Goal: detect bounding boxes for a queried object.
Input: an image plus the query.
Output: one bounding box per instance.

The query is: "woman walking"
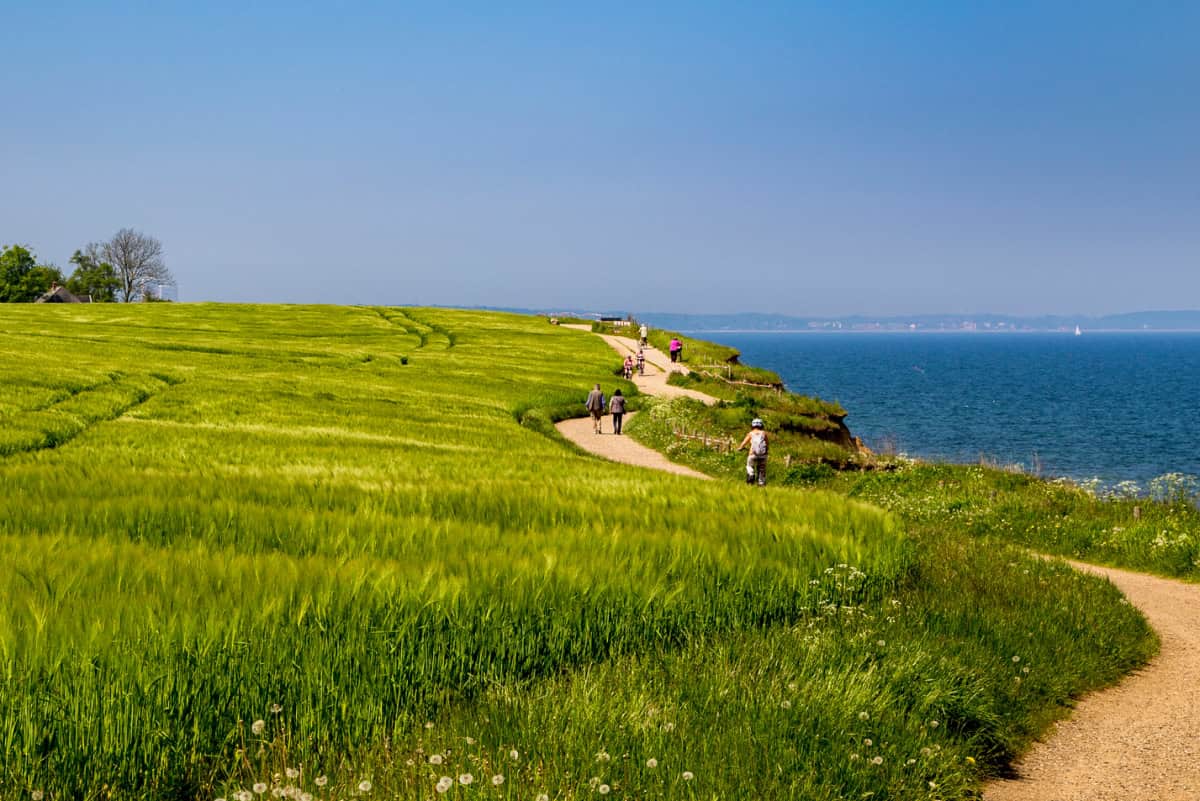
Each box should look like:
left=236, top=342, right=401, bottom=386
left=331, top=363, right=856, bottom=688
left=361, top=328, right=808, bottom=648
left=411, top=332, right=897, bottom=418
left=609, top=389, right=627, bottom=435
left=737, top=418, right=769, bottom=486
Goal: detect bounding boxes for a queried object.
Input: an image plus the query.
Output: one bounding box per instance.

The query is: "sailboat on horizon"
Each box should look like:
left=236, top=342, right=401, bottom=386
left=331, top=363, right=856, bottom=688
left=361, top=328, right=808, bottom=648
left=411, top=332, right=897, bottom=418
left=1074, top=325, right=1082, bottom=336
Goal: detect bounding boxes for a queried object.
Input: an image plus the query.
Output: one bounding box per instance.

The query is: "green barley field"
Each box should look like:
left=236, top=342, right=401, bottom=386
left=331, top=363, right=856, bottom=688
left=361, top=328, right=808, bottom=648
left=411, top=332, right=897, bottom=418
left=0, top=305, right=1153, bottom=800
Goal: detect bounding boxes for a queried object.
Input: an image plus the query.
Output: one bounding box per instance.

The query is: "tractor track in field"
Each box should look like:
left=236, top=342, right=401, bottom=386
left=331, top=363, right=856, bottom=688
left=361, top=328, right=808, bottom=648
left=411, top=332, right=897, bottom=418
left=560, top=324, right=1200, bottom=801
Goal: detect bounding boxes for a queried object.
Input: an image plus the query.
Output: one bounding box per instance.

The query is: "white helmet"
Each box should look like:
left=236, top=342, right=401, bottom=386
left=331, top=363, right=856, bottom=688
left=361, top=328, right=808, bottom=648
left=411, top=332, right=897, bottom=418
left=751, top=418, right=764, bottom=428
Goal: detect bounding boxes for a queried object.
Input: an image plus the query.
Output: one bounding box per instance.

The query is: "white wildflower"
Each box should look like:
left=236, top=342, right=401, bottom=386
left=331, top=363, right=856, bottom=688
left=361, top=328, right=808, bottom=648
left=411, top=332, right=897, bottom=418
left=358, top=780, right=372, bottom=793
left=871, top=756, right=883, bottom=765
left=510, top=749, right=520, bottom=761
left=492, top=775, right=505, bottom=786
left=251, top=719, right=266, bottom=736
left=536, top=795, right=550, bottom=801
left=598, top=785, right=610, bottom=795
left=681, top=771, right=694, bottom=781
left=270, top=703, right=283, bottom=714
left=458, top=774, right=473, bottom=786
left=286, top=769, right=300, bottom=780
left=314, top=777, right=328, bottom=788
left=864, top=738, right=873, bottom=747
left=429, top=754, right=444, bottom=765
left=253, top=783, right=268, bottom=794
left=780, top=700, right=792, bottom=709
left=645, top=758, right=658, bottom=769
left=435, top=777, right=453, bottom=794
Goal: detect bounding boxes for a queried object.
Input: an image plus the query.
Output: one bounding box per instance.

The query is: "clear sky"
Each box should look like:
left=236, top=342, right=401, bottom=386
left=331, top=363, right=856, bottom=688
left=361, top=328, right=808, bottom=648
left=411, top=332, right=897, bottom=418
left=4, top=1, right=1198, bottom=315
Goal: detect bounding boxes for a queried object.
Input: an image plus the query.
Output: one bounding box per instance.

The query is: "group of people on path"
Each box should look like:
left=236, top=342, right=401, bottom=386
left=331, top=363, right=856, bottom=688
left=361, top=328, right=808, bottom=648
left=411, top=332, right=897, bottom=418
left=584, top=384, right=627, bottom=435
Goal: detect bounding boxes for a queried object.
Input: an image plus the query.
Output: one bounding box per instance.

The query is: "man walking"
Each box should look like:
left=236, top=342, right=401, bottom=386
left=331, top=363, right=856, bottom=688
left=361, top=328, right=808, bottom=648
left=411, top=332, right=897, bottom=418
left=585, top=383, right=606, bottom=434
left=737, top=418, right=770, bottom=486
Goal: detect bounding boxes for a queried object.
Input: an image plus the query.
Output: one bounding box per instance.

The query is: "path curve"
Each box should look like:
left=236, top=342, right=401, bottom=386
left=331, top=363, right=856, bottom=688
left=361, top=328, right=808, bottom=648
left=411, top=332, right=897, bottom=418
left=555, top=328, right=716, bottom=476
left=984, top=559, right=1200, bottom=801
left=561, top=324, right=1200, bottom=800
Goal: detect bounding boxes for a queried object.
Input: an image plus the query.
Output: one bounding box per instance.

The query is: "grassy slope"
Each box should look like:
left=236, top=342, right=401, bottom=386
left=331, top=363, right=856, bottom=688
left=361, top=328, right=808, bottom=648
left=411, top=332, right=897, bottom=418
left=0, top=306, right=1153, bottom=801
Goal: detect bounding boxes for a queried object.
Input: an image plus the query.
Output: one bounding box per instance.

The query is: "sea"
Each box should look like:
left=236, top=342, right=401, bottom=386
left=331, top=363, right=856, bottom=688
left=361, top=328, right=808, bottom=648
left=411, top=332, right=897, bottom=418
left=694, top=331, right=1200, bottom=487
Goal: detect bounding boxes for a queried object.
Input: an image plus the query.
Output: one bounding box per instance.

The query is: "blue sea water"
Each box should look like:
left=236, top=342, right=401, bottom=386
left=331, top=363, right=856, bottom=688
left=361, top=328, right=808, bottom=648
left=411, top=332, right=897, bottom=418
left=696, top=332, right=1200, bottom=485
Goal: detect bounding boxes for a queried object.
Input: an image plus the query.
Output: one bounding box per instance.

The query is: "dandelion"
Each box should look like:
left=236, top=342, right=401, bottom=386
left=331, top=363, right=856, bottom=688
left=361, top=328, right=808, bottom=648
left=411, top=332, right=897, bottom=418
left=906, top=758, right=916, bottom=765
left=965, top=756, right=976, bottom=765
left=286, top=769, right=300, bottom=780
left=929, top=781, right=938, bottom=790
left=595, top=750, right=611, bottom=762
left=850, top=753, right=860, bottom=761
left=429, top=754, right=444, bottom=765
left=358, top=780, right=372, bottom=793
left=436, top=777, right=453, bottom=794
left=645, top=758, right=658, bottom=769
left=858, top=711, right=869, bottom=721
left=780, top=700, right=792, bottom=709
left=270, top=703, right=283, bottom=714
left=536, top=795, right=550, bottom=801
left=871, top=756, right=883, bottom=766
left=254, top=783, right=268, bottom=794
left=920, top=747, right=932, bottom=757
left=492, top=775, right=505, bottom=786
left=929, top=720, right=939, bottom=728
left=32, top=794, right=45, bottom=801
left=315, top=777, right=328, bottom=788
left=425, top=722, right=435, bottom=730
left=1023, top=666, right=1031, bottom=674
left=864, top=738, right=873, bottom=747
left=876, top=639, right=886, bottom=647
left=787, top=682, right=797, bottom=691
left=1012, top=655, right=1021, bottom=663
left=300, top=794, right=313, bottom=801
left=251, top=719, right=266, bottom=736
left=510, top=749, right=520, bottom=761
left=598, top=785, right=611, bottom=795
left=681, top=771, right=694, bottom=781
left=662, top=722, right=675, bottom=732
left=465, top=736, right=477, bottom=745
left=458, top=774, right=473, bottom=786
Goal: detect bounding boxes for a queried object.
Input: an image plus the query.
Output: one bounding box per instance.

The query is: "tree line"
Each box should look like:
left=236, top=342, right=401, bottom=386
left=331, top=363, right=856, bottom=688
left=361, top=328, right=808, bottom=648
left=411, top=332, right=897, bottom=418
left=0, top=228, right=175, bottom=303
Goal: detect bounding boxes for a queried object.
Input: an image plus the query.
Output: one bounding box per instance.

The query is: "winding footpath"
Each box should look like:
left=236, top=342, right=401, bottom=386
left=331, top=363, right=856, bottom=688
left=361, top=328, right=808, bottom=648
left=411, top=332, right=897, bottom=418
left=559, top=325, right=1200, bottom=801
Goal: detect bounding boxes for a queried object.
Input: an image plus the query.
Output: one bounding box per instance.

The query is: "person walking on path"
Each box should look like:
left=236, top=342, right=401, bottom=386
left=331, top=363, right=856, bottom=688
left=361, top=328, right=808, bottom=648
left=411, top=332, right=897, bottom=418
left=669, top=337, right=682, bottom=363
left=738, top=418, right=770, bottom=486
left=636, top=348, right=645, bottom=376
left=639, top=323, right=648, bottom=346
left=585, top=383, right=606, bottom=434
left=609, top=389, right=627, bottom=435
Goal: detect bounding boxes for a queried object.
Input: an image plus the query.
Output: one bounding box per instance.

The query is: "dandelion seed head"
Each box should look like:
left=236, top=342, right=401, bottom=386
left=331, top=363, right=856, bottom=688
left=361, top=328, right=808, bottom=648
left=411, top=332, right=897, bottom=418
left=1012, top=655, right=1021, bottom=663
left=780, top=700, right=791, bottom=709
left=682, top=771, right=694, bottom=781
left=436, top=777, right=453, bottom=794
left=510, top=749, right=520, bottom=761
left=858, top=711, right=869, bottom=721
left=595, top=750, right=611, bottom=762
left=358, top=780, right=372, bottom=793
left=598, top=784, right=611, bottom=795
left=251, top=720, right=266, bottom=736
left=31, top=793, right=45, bottom=801
left=536, top=795, right=550, bottom=801
left=850, top=753, right=860, bottom=761
left=646, top=758, right=658, bottom=769
left=429, top=754, right=444, bottom=765
left=299, top=794, right=312, bottom=801
left=465, top=737, right=476, bottom=745
left=929, top=720, right=939, bottom=728
left=270, top=703, right=283, bottom=714
left=425, top=721, right=435, bottom=729
left=492, top=775, right=504, bottom=786
left=315, top=776, right=328, bottom=788
left=871, top=756, right=883, bottom=765
left=253, top=783, right=268, bottom=794
left=286, top=768, right=300, bottom=780
left=876, top=639, right=886, bottom=647
left=864, top=738, right=873, bottom=747
left=458, top=774, right=473, bottom=785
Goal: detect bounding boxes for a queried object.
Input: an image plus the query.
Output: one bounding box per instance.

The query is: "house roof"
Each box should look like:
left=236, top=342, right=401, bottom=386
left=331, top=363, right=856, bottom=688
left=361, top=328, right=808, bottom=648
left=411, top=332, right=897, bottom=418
left=35, top=286, right=87, bottom=303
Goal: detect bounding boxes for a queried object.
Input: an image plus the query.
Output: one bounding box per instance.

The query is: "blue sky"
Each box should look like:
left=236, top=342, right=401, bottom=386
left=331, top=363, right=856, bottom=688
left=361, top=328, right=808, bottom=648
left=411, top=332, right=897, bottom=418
left=4, top=2, right=1198, bottom=314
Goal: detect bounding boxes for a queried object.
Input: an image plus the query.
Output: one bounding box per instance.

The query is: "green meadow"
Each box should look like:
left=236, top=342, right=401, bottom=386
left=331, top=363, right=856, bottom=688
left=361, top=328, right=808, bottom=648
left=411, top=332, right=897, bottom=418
left=0, top=306, right=1154, bottom=800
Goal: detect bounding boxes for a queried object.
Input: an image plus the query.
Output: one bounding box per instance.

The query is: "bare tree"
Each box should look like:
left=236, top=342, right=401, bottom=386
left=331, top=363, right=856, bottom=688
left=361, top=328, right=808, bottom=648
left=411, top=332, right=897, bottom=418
left=102, top=228, right=174, bottom=302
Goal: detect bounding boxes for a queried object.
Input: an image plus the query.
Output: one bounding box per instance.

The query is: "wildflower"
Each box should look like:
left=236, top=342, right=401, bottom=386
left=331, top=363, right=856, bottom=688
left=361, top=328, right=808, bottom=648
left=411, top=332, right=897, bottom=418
left=858, top=711, right=869, bottom=721
left=929, top=720, right=939, bottom=728
left=315, top=777, right=328, bottom=788
left=1012, top=655, right=1021, bottom=663
left=435, top=778, right=453, bottom=794
left=300, top=794, right=313, bottom=801
left=871, top=756, right=883, bottom=765
left=465, top=736, right=477, bottom=745
left=458, top=774, right=473, bottom=786
left=646, top=758, right=658, bottom=769
left=598, top=785, right=611, bottom=795
left=536, top=795, right=550, bottom=801
left=681, top=771, right=694, bottom=781
left=965, top=756, right=976, bottom=765
left=906, top=758, right=916, bottom=765
left=1023, top=666, right=1031, bottom=674
left=270, top=703, right=283, bottom=714
left=429, top=754, right=444, bottom=765
left=492, top=775, right=505, bottom=786
left=32, top=794, right=45, bottom=801
left=929, top=781, right=938, bottom=790
left=864, top=738, right=873, bottom=747
left=510, top=749, right=520, bottom=761
left=358, top=780, right=372, bottom=793
left=286, top=769, right=300, bottom=780
left=251, top=719, right=266, bottom=736
left=850, top=753, right=860, bottom=761
left=920, top=747, right=932, bottom=757
left=662, top=722, right=675, bottom=732
left=254, top=783, right=268, bottom=794
left=595, top=750, right=611, bottom=762
left=425, top=721, right=435, bottom=729
left=787, top=682, right=797, bottom=691
left=780, top=700, right=792, bottom=709
left=876, top=639, right=886, bottom=647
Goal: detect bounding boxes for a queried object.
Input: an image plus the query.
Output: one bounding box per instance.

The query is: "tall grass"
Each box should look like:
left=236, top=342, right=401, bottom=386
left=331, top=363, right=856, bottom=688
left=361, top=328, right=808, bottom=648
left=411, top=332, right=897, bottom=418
left=0, top=306, right=1155, bottom=800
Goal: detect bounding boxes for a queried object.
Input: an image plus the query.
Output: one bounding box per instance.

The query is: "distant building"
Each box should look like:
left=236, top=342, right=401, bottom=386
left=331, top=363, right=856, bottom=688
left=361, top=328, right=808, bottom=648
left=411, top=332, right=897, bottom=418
left=35, top=283, right=90, bottom=303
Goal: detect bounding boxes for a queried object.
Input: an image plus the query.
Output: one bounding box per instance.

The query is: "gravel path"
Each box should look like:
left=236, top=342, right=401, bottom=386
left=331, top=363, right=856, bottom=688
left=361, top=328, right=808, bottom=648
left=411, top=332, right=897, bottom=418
left=562, top=325, right=1200, bottom=800
left=555, top=328, right=715, bottom=476
left=984, top=560, right=1200, bottom=801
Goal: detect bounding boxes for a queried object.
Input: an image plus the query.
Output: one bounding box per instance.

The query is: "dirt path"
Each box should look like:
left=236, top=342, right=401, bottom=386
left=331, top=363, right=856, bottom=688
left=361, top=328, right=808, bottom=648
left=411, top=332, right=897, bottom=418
left=984, top=560, right=1200, bottom=801
left=562, top=325, right=1200, bottom=800
left=555, top=327, right=715, bottom=475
